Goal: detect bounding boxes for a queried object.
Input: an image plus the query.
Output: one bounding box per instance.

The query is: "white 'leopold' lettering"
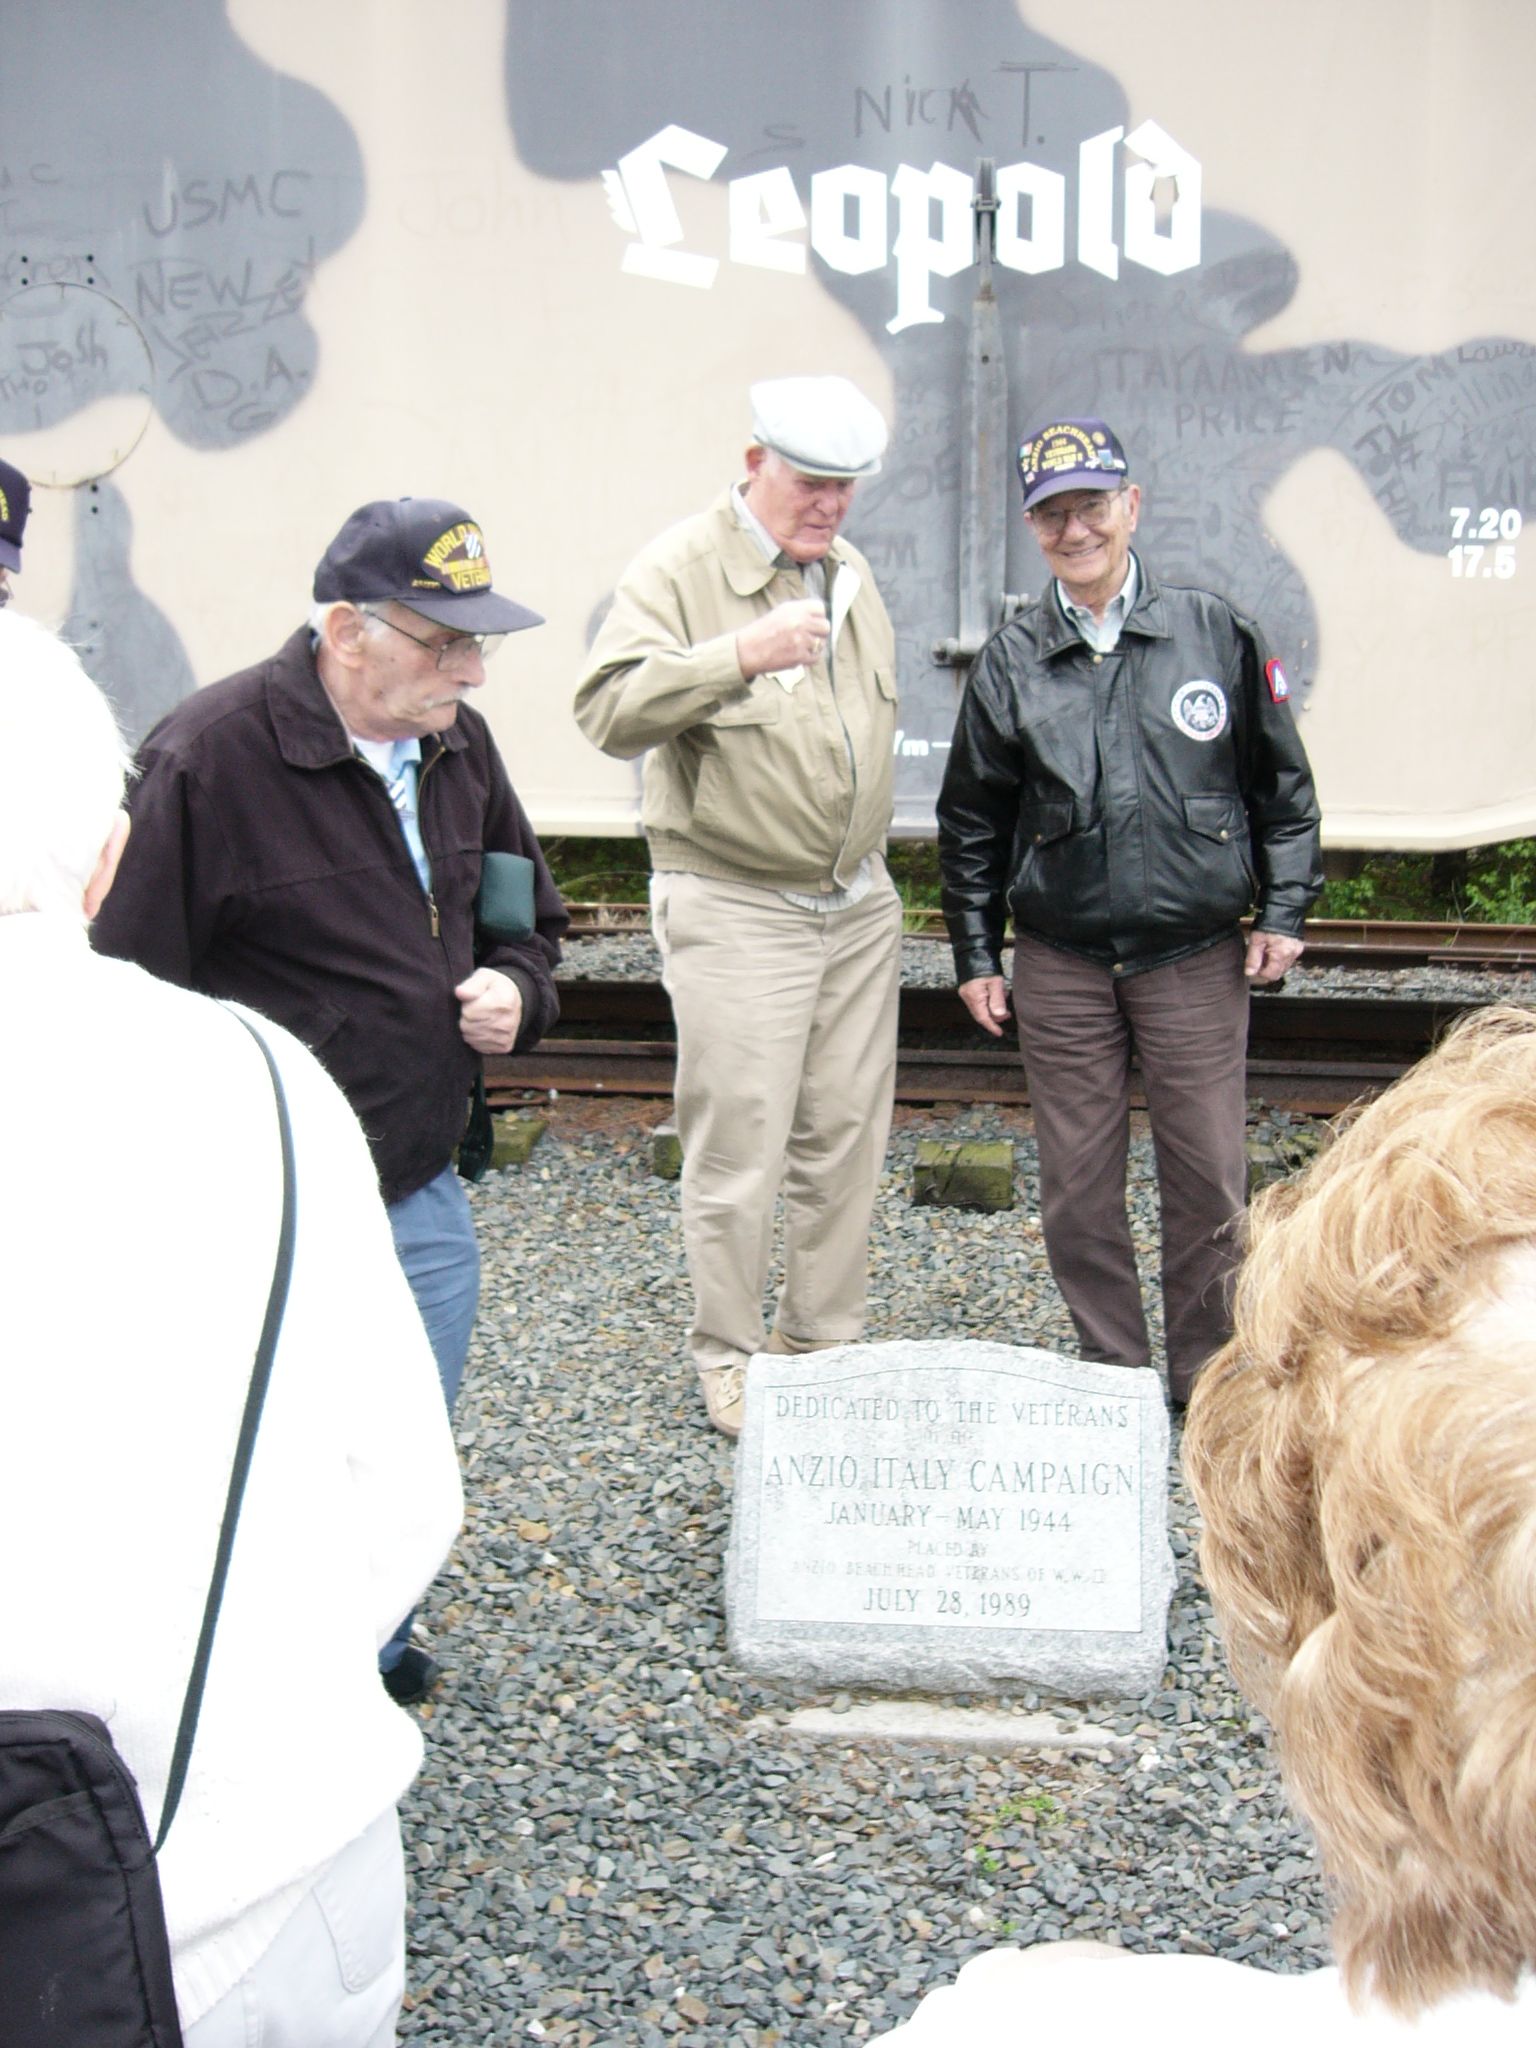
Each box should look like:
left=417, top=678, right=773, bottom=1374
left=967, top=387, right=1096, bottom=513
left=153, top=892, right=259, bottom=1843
left=602, top=120, right=1201, bottom=332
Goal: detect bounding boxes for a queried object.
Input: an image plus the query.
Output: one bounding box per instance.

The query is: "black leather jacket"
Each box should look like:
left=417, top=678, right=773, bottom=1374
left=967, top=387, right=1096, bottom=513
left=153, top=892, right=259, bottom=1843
left=937, top=561, right=1322, bottom=980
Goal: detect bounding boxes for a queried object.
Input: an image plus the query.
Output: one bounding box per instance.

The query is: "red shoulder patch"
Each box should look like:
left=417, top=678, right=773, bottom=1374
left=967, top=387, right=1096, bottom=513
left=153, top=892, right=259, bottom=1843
left=1265, top=657, right=1290, bottom=703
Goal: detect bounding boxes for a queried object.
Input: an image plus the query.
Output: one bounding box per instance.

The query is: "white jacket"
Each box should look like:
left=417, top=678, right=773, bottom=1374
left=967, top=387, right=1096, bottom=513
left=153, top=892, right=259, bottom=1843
left=877, top=1943, right=1536, bottom=2046
left=0, top=912, right=463, bottom=2026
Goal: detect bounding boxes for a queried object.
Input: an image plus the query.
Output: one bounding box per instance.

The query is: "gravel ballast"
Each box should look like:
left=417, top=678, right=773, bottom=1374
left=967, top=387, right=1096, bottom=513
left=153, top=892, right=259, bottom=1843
left=395, top=935, right=1530, bottom=2043
left=398, top=1100, right=1334, bottom=2045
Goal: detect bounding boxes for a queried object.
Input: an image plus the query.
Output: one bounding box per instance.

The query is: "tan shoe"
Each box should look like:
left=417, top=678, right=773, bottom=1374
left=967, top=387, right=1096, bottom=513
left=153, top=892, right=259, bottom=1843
left=698, top=1363, right=746, bottom=1438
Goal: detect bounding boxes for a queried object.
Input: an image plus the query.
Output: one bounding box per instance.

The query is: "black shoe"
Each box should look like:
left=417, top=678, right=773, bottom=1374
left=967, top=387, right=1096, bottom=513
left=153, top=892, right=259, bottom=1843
left=382, top=1645, right=442, bottom=1706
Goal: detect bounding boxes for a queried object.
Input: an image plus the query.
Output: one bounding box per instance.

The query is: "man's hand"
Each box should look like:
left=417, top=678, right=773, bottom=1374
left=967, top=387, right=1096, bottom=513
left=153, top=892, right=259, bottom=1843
left=455, top=967, right=524, bottom=1053
left=958, top=974, right=1011, bottom=1037
left=1244, top=930, right=1305, bottom=984
left=736, top=598, right=830, bottom=679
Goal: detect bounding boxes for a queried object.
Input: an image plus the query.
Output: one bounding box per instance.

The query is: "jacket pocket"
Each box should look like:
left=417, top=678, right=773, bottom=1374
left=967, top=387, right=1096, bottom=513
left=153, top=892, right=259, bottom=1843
left=1008, top=800, right=1107, bottom=941
left=1183, top=794, right=1255, bottom=890
left=702, top=688, right=781, bottom=728
left=1019, top=799, right=1074, bottom=850
left=290, top=994, right=349, bottom=1055
left=873, top=666, right=898, bottom=703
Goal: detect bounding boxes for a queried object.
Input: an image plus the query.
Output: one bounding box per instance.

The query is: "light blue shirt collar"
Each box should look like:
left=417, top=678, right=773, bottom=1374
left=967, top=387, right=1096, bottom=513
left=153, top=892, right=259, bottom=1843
left=1058, top=554, right=1139, bottom=654
left=351, top=734, right=421, bottom=778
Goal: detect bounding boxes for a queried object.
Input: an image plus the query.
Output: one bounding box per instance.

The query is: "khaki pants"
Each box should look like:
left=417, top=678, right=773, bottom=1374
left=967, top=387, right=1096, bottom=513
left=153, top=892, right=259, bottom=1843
left=652, top=865, right=902, bottom=1375
left=1012, top=932, right=1250, bottom=1395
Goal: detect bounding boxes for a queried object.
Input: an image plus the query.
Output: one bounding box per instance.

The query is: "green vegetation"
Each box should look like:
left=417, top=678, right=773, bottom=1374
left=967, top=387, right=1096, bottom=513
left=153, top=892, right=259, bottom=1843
left=1459, top=841, right=1536, bottom=923
left=1313, top=842, right=1536, bottom=923
left=971, top=1788, right=1067, bottom=1873
left=541, top=835, right=652, bottom=904
left=544, top=835, right=1536, bottom=925
left=885, top=843, right=947, bottom=926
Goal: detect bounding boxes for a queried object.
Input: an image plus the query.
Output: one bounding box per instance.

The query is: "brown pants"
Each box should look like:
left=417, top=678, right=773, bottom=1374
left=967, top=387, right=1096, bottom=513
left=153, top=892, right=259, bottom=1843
left=652, top=864, right=902, bottom=1376
left=1011, top=933, right=1249, bottom=1393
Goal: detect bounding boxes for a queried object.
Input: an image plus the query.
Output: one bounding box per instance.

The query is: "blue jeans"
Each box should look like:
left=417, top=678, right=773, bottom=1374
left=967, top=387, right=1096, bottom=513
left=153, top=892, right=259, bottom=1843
left=379, top=1166, right=479, bottom=1671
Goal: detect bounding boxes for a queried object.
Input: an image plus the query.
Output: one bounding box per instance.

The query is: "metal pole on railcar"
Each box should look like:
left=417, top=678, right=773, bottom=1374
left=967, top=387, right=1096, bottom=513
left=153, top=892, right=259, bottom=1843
left=932, top=158, right=1018, bottom=676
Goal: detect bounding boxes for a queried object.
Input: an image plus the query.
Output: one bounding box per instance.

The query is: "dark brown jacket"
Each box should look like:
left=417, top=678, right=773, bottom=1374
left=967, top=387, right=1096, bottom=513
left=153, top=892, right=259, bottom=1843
left=93, top=627, right=567, bottom=1203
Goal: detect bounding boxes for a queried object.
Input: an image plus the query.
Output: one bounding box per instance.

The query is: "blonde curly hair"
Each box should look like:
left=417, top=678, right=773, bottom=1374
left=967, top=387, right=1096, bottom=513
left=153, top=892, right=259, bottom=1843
left=1184, top=1004, right=1536, bottom=2015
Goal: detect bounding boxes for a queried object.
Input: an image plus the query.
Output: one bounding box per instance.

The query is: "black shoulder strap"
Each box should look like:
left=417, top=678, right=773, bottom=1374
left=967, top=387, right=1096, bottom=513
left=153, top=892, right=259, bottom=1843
left=153, top=1010, right=296, bottom=1852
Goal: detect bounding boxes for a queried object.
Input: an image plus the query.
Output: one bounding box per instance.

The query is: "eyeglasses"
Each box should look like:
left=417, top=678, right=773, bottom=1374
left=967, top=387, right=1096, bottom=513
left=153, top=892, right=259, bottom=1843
left=1028, top=488, right=1128, bottom=538
left=364, top=608, right=505, bottom=670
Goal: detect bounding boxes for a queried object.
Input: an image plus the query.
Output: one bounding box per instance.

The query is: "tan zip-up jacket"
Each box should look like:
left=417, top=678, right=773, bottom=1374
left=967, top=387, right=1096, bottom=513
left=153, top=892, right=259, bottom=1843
left=574, top=488, right=898, bottom=891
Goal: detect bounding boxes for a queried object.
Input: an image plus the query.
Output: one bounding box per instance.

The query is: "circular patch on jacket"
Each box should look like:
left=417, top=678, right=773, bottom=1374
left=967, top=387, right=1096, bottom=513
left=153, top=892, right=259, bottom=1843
left=1170, top=680, right=1228, bottom=742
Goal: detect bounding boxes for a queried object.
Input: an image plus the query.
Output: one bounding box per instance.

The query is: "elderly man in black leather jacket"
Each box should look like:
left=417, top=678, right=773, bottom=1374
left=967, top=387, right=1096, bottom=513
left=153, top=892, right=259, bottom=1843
left=937, top=418, right=1322, bottom=1407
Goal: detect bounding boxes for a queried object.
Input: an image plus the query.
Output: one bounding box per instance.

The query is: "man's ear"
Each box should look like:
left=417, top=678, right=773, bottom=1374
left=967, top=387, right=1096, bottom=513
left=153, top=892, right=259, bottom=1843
left=84, top=810, right=131, bottom=920
left=743, top=444, right=768, bottom=483
left=323, top=601, right=371, bottom=670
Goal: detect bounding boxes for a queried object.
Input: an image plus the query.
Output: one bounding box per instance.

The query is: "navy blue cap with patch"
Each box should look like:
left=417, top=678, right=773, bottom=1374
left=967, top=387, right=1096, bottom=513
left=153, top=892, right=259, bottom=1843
left=0, top=457, right=32, bottom=572
left=313, top=497, right=544, bottom=634
left=1017, top=418, right=1129, bottom=511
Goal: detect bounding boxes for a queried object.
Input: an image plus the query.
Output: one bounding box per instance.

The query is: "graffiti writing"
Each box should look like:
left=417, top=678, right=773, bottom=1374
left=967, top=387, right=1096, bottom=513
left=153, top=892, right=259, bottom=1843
left=142, top=170, right=312, bottom=238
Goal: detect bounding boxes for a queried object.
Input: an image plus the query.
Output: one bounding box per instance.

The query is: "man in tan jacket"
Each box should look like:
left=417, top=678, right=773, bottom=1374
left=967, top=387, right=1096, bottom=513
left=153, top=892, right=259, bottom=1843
left=575, top=376, right=901, bottom=1437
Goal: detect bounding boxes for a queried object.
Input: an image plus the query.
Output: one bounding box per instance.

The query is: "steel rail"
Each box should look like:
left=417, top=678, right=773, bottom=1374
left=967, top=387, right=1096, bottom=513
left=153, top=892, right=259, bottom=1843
left=562, top=905, right=1536, bottom=969
left=486, top=988, right=1486, bottom=1117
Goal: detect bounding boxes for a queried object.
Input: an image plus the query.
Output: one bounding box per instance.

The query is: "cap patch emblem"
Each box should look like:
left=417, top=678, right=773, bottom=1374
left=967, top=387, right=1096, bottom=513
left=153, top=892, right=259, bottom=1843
left=0, top=488, right=9, bottom=522
left=1265, top=657, right=1290, bottom=703
left=1022, top=422, right=1126, bottom=482
left=416, top=521, right=492, bottom=593
left=1171, top=680, right=1228, bottom=742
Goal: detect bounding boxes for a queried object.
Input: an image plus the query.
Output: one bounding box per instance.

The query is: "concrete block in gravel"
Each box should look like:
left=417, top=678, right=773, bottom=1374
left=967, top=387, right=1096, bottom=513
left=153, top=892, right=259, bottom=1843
left=1245, top=1138, right=1288, bottom=1195
left=727, top=1339, right=1174, bottom=1699
left=651, top=1121, right=683, bottom=1179
left=773, top=1702, right=1132, bottom=1753
left=1248, top=1120, right=1331, bottom=1194
left=489, top=1113, right=547, bottom=1169
left=912, top=1139, right=1014, bottom=1209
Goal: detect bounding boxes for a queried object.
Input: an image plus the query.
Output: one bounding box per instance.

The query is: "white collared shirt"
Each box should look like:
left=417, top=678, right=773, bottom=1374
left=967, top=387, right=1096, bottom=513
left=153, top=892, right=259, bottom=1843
left=731, top=481, right=779, bottom=562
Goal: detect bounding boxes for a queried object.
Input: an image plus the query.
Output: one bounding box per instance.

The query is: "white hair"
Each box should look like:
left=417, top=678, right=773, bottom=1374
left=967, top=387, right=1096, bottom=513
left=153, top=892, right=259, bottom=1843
left=0, top=611, right=131, bottom=918
left=308, top=599, right=389, bottom=637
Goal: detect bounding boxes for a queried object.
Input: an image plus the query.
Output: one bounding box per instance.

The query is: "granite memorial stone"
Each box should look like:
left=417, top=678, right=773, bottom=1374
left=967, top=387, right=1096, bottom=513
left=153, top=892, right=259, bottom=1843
left=726, top=1340, right=1174, bottom=1697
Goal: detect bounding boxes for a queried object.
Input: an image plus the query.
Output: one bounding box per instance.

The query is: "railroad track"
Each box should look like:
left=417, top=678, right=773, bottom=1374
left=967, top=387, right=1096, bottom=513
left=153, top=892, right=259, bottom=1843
left=486, top=980, right=1492, bottom=1116
left=565, top=904, right=1536, bottom=972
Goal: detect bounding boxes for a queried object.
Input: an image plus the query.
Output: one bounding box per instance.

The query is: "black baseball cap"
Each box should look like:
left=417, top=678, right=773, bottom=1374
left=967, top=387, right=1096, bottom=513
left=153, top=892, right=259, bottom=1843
left=313, top=497, right=544, bottom=633
left=1017, top=419, right=1130, bottom=510
left=0, top=457, right=31, bottom=572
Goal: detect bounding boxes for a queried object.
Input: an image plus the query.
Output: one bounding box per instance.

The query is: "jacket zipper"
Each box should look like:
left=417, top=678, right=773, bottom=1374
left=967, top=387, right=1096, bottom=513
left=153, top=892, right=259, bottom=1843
left=822, top=561, right=858, bottom=884
left=418, top=747, right=443, bottom=940
left=352, top=745, right=444, bottom=941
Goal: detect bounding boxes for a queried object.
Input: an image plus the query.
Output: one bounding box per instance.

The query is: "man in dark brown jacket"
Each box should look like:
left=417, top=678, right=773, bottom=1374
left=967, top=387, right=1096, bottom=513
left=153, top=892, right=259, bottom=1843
left=94, top=496, right=567, bottom=1700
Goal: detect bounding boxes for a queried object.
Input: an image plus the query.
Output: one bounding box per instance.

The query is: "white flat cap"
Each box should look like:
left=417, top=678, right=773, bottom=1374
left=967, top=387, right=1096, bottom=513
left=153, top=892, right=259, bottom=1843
left=749, top=375, right=888, bottom=478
